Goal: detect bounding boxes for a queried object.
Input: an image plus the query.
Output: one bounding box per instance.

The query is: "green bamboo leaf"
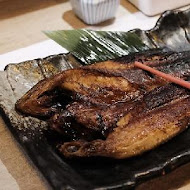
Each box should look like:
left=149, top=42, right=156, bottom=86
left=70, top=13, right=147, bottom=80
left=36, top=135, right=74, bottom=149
left=44, top=29, right=149, bottom=65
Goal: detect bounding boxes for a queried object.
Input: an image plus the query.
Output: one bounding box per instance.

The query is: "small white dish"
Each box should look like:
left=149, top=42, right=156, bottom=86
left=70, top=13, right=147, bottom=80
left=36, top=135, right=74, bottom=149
left=70, top=0, right=120, bottom=25
left=128, top=0, right=190, bottom=16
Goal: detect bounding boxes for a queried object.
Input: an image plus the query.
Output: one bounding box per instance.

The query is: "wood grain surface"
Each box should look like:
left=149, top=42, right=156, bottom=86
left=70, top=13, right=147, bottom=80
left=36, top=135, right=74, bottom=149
left=0, top=0, right=72, bottom=54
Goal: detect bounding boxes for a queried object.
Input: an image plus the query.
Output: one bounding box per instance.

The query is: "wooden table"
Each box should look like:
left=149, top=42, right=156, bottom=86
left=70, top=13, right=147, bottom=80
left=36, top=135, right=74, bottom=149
left=0, top=0, right=190, bottom=189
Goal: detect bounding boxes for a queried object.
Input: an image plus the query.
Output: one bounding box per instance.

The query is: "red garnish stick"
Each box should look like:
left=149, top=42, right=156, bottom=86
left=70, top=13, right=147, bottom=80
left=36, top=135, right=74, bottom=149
left=134, top=61, right=190, bottom=90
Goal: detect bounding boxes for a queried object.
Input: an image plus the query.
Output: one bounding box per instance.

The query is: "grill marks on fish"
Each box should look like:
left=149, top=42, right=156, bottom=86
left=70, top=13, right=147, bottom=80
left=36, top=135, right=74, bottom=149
left=51, top=100, right=136, bottom=138
left=16, top=68, right=140, bottom=117
left=61, top=85, right=190, bottom=158
left=15, top=49, right=190, bottom=159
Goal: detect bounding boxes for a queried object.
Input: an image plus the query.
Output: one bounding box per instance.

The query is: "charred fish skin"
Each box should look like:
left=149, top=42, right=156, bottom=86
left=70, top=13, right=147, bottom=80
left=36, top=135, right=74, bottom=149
left=49, top=110, right=103, bottom=141
left=15, top=49, right=190, bottom=159
left=50, top=100, right=136, bottom=138
left=16, top=49, right=190, bottom=118
left=15, top=68, right=140, bottom=117
left=60, top=85, right=190, bottom=158
left=85, top=50, right=190, bottom=89
left=14, top=49, right=168, bottom=117
left=50, top=83, right=189, bottom=141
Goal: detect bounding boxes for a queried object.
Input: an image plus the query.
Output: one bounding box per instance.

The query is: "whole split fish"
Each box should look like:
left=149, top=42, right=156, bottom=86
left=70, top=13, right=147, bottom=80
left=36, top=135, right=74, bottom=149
left=16, top=49, right=190, bottom=159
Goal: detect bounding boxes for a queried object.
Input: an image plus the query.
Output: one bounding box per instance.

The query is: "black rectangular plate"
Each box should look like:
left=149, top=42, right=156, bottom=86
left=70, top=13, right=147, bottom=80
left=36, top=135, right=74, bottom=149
left=1, top=9, right=190, bottom=190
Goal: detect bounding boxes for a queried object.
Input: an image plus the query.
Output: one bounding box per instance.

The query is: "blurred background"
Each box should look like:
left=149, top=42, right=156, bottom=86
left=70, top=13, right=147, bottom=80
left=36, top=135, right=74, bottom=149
left=1, top=0, right=189, bottom=54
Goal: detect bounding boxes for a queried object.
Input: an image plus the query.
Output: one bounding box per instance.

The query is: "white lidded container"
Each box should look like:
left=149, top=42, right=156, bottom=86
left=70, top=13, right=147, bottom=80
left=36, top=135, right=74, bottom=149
left=70, top=0, right=120, bottom=25
left=128, top=0, right=190, bottom=16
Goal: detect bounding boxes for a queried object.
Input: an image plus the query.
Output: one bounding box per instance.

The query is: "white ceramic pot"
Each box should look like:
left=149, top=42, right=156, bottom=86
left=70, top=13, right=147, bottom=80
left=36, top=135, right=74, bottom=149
left=70, top=0, right=120, bottom=25
left=128, top=0, right=190, bottom=16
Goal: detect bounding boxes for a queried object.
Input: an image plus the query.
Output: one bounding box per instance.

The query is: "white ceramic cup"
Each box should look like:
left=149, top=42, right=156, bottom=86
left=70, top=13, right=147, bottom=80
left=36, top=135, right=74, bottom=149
left=70, top=0, right=120, bottom=25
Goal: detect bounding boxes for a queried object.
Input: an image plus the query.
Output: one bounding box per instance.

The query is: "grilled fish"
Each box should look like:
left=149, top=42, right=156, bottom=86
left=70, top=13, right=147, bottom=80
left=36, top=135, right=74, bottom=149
left=16, top=49, right=190, bottom=159
left=61, top=84, right=190, bottom=158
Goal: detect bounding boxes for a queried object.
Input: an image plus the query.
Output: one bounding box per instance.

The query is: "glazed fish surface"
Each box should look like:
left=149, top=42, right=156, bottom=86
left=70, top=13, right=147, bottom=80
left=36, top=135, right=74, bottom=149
left=16, top=49, right=190, bottom=159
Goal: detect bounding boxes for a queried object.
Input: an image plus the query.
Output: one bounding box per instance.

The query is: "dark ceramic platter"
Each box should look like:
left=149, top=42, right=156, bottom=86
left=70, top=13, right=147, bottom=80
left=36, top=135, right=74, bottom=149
left=1, top=9, right=190, bottom=190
